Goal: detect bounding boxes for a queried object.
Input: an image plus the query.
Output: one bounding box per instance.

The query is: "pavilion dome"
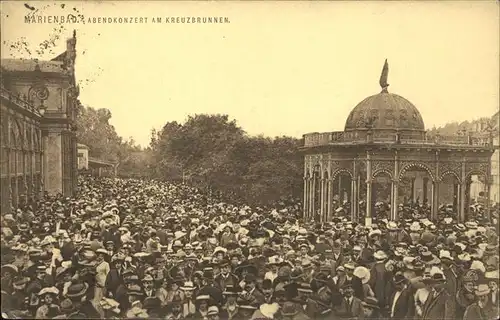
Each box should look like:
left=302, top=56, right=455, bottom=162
left=344, top=60, right=425, bottom=135
left=344, top=92, right=425, bottom=132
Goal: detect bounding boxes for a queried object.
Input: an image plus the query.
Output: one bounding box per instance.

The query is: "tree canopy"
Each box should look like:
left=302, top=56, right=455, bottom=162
left=150, top=114, right=303, bottom=206
left=75, top=103, right=151, bottom=177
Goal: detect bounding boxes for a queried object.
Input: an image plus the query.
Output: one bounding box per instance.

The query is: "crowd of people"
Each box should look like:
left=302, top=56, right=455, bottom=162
left=1, top=176, right=499, bottom=319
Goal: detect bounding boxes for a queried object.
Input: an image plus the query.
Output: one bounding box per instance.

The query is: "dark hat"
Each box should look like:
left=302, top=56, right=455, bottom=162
left=127, top=284, right=144, bottom=297
left=219, top=259, right=230, bottom=268
left=423, top=273, right=446, bottom=284
left=393, top=274, right=406, bottom=285
left=143, top=297, right=161, bottom=310
left=280, top=301, right=300, bottom=317
left=66, top=283, right=89, bottom=299
left=223, top=284, right=240, bottom=296
left=245, top=274, right=256, bottom=283
left=362, top=297, right=379, bottom=309
left=12, top=276, right=30, bottom=287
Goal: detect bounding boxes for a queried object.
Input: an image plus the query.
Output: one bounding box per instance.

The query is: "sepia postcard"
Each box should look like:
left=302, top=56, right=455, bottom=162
left=0, top=1, right=499, bottom=319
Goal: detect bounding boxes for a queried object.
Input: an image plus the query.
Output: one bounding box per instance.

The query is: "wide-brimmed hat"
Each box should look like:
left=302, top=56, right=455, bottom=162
left=180, top=281, right=195, bottom=291
left=439, top=250, right=453, bottom=261
left=38, top=286, right=60, bottom=296
left=386, top=221, right=399, bottom=231
left=1, top=264, right=18, bottom=275
left=475, top=284, right=490, bottom=297
left=207, top=306, right=219, bottom=316
left=195, top=295, right=211, bottom=302
left=421, top=251, right=440, bottom=265
left=353, top=266, right=370, bottom=284
left=393, top=273, right=406, bottom=285
left=66, top=283, right=89, bottom=299
left=280, top=301, right=299, bottom=316
left=374, top=250, right=388, bottom=260
left=128, top=284, right=144, bottom=297
left=423, top=272, right=446, bottom=283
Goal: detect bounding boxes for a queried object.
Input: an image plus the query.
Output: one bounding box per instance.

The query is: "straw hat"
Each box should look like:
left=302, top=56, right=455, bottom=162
left=374, top=250, right=388, bottom=260
left=475, top=284, right=490, bottom=297
left=353, top=266, right=371, bottom=284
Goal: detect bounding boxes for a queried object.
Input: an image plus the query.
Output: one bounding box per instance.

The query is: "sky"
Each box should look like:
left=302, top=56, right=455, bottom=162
left=1, top=1, right=499, bottom=147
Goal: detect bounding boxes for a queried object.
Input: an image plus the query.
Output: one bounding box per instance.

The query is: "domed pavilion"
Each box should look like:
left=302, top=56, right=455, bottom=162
left=301, top=60, right=496, bottom=225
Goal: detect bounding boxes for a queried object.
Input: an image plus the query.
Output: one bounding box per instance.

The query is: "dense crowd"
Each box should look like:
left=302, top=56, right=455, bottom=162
left=1, top=176, right=499, bottom=319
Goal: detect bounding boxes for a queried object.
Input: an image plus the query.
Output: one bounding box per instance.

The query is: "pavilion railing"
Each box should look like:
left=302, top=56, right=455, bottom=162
left=303, top=131, right=494, bottom=147
left=0, top=87, right=39, bottom=115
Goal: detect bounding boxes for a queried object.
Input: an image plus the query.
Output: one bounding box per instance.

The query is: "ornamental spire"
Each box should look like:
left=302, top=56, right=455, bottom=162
left=379, top=59, right=389, bottom=93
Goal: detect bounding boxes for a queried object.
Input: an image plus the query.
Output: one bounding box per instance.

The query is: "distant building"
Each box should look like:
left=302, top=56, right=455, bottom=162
left=1, top=31, right=79, bottom=213
left=77, top=143, right=89, bottom=170
left=470, top=111, right=499, bottom=203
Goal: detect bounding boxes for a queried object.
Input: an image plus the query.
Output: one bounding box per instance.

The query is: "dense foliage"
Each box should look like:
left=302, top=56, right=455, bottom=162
left=75, top=103, right=151, bottom=177
left=149, top=114, right=304, bottom=206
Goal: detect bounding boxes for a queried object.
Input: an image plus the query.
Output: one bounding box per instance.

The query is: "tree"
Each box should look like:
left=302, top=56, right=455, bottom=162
left=150, top=114, right=304, bottom=206
left=76, top=104, right=150, bottom=177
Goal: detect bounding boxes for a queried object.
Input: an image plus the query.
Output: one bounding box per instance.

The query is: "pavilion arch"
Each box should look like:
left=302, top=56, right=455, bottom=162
left=373, top=169, right=393, bottom=180
left=398, top=163, right=435, bottom=182
left=440, top=171, right=462, bottom=184
left=466, top=170, right=487, bottom=181
left=331, top=168, right=353, bottom=181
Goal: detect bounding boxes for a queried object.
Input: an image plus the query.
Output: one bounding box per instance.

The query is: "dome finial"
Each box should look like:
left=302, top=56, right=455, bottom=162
left=379, top=59, right=389, bottom=93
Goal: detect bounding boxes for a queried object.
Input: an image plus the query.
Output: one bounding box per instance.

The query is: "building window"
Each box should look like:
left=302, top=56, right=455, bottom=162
left=78, top=152, right=84, bottom=157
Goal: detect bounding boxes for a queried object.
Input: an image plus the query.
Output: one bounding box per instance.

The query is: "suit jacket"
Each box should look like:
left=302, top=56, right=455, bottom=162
left=369, top=262, right=394, bottom=308
left=59, top=241, right=76, bottom=261
left=463, top=302, right=496, bottom=320
left=215, top=273, right=239, bottom=291
left=421, top=288, right=454, bottom=320
left=334, top=296, right=364, bottom=319
left=442, top=267, right=458, bottom=298
left=388, top=286, right=415, bottom=319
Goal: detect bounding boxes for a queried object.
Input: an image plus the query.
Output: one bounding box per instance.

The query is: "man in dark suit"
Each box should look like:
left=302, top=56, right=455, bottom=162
left=421, top=272, right=455, bottom=320
left=334, top=282, right=364, bottom=319
left=388, top=273, right=415, bottom=319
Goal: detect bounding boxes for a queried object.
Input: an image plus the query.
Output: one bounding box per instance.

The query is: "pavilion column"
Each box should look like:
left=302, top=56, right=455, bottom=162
left=391, top=180, right=399, bottom=221
left=392, top=152, right=400, bottom=221
left=303, top=177, right=308, bottom=219
left=459, top=182, right=466, bottom=222
left=351, top=178, right=357, bottom=221
left=366, top=152, right=373, bottom=227
left=411, top=177, right=416, bottom=202
left=338, top=175, right=343, bottom=203
left=309, top=177, right=315, bottom=219
left=327, top=179, right=332, bottom=221
left=320, top=178, right=325, bottom=222
left=459, top=161, right=466, bottom=222
left=431, top=181, right=439, bottom=220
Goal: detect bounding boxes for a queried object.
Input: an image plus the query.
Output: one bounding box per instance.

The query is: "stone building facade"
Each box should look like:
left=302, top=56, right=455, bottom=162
left=0, top=31, right=79, bottom=213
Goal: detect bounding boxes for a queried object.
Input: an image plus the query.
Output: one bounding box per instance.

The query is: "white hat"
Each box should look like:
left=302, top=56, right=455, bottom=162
left=410, top=222, right=421, bottom=232
left=439, top=250, right=453, bottom=260
left=369, top=229, right=382, bottom=238
left=207, top=306, right=219, bottom=316
left=374, top=250, right=388, bottom=260
left=180, top=281, right=195, bottom=291
left=354, top=266, right=371, bottom=284
left=38, top=287, right=59, bottom=296
left=429, top=266, right=445, bottom=278
left=470, top=260, right=486, bottom=273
